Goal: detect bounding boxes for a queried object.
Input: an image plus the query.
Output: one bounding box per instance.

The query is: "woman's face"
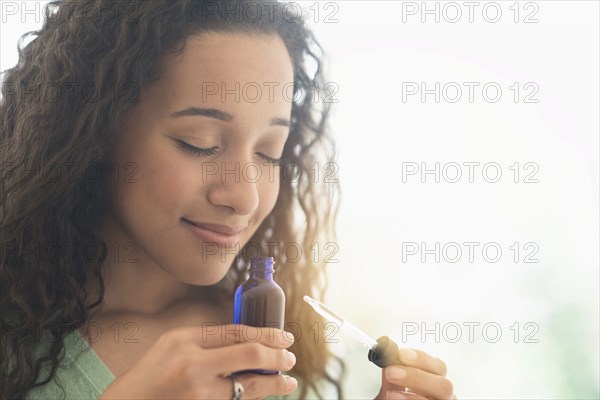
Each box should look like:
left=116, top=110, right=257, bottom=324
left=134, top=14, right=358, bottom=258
left=107, top=32, right=293, bottom=286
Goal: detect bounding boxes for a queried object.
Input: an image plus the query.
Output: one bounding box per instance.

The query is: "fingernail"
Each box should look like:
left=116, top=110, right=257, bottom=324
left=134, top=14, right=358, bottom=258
left=386, top=390, right=407, bottom=400
left=400, top=348, right=418, bottom=361
left=285, top=375, right=298, bottom=391
left=286, top=350, right=296, bottom=367
left=386, top=366, right=407, bottom=380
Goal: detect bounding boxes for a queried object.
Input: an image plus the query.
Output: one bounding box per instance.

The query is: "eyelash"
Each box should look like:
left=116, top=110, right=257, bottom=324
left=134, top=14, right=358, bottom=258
left=176, top=139, right=218, bottom=156
left=175, top=139, right=283, bottom=166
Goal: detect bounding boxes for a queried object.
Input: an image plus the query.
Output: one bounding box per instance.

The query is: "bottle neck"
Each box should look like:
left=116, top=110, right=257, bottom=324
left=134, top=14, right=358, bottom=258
left=249, top=269, right=273, bottom=280
left=249, top=257, right=274, bottom=280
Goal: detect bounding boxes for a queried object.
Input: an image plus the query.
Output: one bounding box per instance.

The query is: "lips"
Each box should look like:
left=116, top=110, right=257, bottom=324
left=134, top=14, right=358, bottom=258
left=181, top=218, right=245, bottom=248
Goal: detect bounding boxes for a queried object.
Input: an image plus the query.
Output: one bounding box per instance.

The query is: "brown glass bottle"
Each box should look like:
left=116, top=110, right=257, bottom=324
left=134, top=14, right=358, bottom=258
left=232, top=257, right=285, bottom=375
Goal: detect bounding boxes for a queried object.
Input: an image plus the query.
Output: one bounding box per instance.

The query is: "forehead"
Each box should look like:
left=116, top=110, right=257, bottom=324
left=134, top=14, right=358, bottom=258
left=154, top=32, right=295, bottom=105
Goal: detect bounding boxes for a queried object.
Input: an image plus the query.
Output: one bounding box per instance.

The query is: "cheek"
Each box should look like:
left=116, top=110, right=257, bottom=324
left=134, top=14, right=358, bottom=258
left=110, top=141, right=195, bottom=228
left=144, top=154, right=195, bottom=214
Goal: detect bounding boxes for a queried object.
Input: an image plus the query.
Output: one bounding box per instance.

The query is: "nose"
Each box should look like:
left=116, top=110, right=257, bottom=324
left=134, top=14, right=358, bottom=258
left=206, top=160, right=260, bottom=215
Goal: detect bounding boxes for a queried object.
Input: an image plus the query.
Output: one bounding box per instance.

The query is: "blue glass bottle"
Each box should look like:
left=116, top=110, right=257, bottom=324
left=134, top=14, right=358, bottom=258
left=233, top=256, right=285, bottom=375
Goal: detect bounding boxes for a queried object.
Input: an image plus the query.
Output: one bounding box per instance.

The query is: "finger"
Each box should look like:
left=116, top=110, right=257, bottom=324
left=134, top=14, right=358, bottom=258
left=397, top=347, right=447, bottom=376
left=406, top=388, right=458, bottom=400
left=170, top=324, right=295, bottom=349
left=208, top=341, right=297, bottom=376
left=380, top=367, right=406, bottom=395
left=209, top=324, right=295, bottom=348
left=226, top=373, right=299, bottom=399
left=385, top=390, right=429, bottom=400
left=384, top=365, right=454, bottom=400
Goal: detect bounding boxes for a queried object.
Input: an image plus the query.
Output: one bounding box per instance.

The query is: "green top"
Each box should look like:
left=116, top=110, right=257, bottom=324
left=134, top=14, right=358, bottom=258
left=26, top=329, right=115, bottom=400
left=25, top=329, right=305, bottom=400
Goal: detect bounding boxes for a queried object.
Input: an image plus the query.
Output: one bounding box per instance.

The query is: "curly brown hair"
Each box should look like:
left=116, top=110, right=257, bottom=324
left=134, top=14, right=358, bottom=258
left=0, top=1, right=345, bottom=399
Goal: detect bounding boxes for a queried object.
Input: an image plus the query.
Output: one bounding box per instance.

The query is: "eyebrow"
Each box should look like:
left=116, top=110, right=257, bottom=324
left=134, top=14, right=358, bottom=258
left=170, top=107, right=291, bottom=128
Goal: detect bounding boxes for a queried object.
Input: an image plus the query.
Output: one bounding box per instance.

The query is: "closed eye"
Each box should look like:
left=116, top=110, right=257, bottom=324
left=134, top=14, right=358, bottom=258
left=175, top=139, right=219, bottom=156
left=258, top=153, right=283, bottom=166
left=175, top=138, right=282, bottom=166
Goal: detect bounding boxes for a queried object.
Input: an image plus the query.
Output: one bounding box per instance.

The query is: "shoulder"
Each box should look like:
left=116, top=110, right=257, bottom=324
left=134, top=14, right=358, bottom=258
left=26, top=330, right=115, bottom=400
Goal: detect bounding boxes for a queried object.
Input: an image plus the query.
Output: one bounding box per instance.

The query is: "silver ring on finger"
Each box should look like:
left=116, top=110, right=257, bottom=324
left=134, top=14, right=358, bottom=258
left=230, top=374, right=244, bottom=400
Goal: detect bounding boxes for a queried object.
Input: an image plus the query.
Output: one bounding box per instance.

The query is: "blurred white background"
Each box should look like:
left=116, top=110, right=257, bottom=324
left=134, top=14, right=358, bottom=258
left=1, top=1, right=598, bottom=399
left=306, top=1, right=599, bottom=399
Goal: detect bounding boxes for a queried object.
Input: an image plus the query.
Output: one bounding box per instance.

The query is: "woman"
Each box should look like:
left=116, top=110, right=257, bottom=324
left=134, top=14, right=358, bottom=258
left=0, top=1, right=455, bottom=399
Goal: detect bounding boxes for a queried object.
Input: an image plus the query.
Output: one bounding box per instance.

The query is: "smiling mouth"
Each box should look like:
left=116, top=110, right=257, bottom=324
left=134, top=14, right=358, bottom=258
left=181, top=218, right=243, bottom=248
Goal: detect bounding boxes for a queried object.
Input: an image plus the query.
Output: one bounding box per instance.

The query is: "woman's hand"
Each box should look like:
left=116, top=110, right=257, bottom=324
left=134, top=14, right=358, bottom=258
left=99, top=324, right=298, bottom=399
left=374, top=347, right=455, bottom=400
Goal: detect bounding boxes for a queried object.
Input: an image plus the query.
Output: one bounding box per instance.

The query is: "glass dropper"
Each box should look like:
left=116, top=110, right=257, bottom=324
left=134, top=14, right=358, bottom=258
left=303, top=295, right=379, bottom=351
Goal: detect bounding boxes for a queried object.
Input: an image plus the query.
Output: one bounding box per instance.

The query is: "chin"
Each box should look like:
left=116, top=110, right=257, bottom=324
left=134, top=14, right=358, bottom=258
left=177, top=258, right=234, bottom=286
